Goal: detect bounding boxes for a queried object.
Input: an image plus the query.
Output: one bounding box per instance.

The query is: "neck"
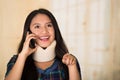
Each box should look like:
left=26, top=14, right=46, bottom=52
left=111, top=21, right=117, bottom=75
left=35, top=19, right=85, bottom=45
left=33, top=41, right=56, bottom=62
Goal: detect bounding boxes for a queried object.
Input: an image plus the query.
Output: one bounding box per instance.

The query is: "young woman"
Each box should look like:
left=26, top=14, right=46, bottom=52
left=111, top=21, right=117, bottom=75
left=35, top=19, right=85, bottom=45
left=5, top=8, right=82, bottom=80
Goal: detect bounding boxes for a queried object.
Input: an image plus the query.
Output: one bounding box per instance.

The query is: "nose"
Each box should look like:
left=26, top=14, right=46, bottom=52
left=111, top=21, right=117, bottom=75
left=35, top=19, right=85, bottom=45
left=41, top=26, right=48, bottom=34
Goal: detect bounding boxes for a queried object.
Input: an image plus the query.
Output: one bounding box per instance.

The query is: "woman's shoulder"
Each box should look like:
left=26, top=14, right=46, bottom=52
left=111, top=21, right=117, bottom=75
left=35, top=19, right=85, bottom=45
left=5, top=55, right=18, bottom=76
left=7, top=55, right=18, bottom=65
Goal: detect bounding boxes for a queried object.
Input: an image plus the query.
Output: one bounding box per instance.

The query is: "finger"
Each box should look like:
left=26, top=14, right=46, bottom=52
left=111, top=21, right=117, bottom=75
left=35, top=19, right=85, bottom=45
left=62, top=58, right=67, bottom=65
left=31, top=46, right=37, bottom=52
left=62, top=53, right=69, bottom=59
left=72, top=58, right=76, bottom=64
left=65, top=57, right=70, bottom=65
left=26, top=31, right=37, bottom=40
left=67, top=54, right=76, bottom=65
left=25, top=35, right=36, bottom=43
left=24, top=36, right=37, bottom=49
left=69, top=57, right=73, bottom=65
left=68, top=55, right=74, bottom=65
left=66, top=55, right=70, bottom=64
left=62, top=57, right=68, bottom=65
left=70, top=56, right=76, bottom=65
left=26, top=34, right=36, bottom=41
left=70, top=58, right=75, bottom=65
left=62, top=54, right=70, bottom=64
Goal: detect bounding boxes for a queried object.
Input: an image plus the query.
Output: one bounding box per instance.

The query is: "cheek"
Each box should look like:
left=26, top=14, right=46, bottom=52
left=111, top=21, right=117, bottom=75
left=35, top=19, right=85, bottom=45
left=51, top=30, right=55, bottom=37
left=31, top=29, right=39, bottom=35
left=33, top=31, right=39, bottom=35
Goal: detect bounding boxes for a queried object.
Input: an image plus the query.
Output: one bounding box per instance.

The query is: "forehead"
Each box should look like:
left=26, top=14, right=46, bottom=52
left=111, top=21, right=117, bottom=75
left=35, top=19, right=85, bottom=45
left=31, top=13, right=51, bottom=23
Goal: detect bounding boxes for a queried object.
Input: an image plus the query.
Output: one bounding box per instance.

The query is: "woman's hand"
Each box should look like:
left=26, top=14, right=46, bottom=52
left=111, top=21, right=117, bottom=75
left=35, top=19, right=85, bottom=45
left=20, top=32, right=38, bottom=57
left=62, top=53, right=76, bottom=66
left=62, top=53, right=81, bottom=80
left=5, top=32, right=38, bottom=80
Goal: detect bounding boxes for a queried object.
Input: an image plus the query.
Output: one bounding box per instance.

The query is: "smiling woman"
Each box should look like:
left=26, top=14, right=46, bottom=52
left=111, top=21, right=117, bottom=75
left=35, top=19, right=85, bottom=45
left=30, top=13, right=55, bottom=48
left=4, top=8, right=82, bottom=80
left=0, top=1, right=51, bottom=79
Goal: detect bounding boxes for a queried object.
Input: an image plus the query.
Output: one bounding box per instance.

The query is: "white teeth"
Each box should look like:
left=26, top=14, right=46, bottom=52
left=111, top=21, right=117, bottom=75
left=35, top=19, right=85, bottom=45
left=40, top=36, right=49, bottom=39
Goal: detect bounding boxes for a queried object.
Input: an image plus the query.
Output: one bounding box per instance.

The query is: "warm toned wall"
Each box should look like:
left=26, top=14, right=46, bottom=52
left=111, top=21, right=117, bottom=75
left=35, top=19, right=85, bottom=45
left=112, top=1, right=120, bottom=79
left=1, top=0, right=120, bottom=80
left=0, top=0, right=50, bottom=79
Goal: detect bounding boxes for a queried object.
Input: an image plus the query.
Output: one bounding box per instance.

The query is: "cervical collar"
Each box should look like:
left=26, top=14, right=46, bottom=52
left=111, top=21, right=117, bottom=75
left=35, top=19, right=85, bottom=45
left=33, top=41, right=56, bottom=62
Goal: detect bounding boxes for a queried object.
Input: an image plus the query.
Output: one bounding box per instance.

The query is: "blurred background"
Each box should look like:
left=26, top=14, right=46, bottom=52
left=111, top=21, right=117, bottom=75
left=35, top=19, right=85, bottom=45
left=0, top=0, right=120, bottom=80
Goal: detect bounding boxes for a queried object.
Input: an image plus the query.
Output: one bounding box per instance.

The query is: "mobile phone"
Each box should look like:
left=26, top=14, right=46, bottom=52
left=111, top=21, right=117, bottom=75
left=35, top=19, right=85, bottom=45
left=29, top=39, right=36, bottom=48
left=29, top=31, right=36, bottom=48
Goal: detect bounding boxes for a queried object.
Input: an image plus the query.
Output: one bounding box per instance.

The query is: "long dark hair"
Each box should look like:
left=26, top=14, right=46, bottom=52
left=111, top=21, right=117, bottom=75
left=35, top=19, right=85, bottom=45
left=17, top=8, right=69, bottom=80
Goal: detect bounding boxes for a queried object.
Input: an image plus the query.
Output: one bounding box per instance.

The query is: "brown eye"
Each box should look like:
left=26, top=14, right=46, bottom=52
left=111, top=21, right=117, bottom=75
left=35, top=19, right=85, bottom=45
left=35, top=25, right=40, bottom=28
left=47, top=24, right=53, bottom=27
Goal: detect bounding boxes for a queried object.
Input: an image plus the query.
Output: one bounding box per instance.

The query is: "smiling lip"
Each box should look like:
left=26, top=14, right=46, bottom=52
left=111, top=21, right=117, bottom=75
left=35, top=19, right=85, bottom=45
left=39, top=36, right=49, bottom=41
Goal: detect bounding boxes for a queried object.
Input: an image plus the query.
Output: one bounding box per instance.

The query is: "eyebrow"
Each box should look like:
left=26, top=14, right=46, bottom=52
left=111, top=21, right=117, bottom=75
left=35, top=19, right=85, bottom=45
left=32, top=23, right=40, bottom=26
left=46, top=22, right=52, bottom=24
left=32, top=22, right=52, bottom=26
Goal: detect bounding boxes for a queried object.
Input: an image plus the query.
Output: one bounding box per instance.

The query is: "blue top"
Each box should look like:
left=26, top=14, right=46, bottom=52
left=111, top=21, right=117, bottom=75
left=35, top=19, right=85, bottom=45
left=5, top=55, right=82, bottom=80
left=36, top=59, right=65, bottom=80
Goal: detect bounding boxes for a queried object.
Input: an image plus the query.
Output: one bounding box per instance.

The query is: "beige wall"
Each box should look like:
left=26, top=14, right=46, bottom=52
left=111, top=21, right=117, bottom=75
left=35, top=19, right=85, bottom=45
left=0, top=0, right=50, bottom=79
left=0, top=0, right=120, bottom=80
left=112, top=1, right=120, bottom=79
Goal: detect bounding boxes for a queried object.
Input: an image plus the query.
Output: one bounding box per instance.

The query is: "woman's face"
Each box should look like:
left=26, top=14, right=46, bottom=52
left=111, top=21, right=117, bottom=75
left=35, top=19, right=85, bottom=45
left=30, top=14, right=55, bottom=48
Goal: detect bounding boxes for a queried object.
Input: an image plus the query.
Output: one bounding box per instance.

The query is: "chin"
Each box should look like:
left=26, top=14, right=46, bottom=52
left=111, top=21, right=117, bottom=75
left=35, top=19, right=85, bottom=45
left=39, top=44, right=49, bottom=48
left=37, top=40, right=54, bottom=48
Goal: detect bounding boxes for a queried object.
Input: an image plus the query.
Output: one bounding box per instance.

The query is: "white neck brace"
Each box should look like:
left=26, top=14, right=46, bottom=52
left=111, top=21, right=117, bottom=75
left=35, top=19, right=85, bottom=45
left=33, top=41, right=56, bottom=62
